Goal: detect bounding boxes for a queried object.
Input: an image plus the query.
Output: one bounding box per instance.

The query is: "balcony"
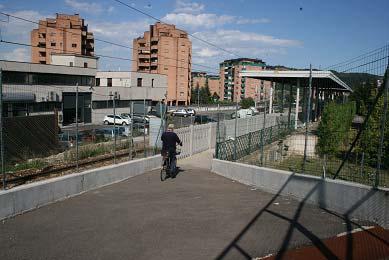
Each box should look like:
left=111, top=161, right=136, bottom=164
left=139, top=62, right=150, bottom=67
left=151, top=45, right=158, bottom=51
left=139, top=50, right=150, bottom=55
left=86, top=33, right=94, bottom=40
left=151, top=37, right=158, bottom=44
left=138, top=53, right=149, bottom=59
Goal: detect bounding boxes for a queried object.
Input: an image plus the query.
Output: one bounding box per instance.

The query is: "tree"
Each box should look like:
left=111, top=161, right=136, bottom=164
left=212, top=92, right=220, bottom=103
left=240, top=97, right=255, bottom=109
left=191, top=83, right=200, bottom=105
left=357, top=86, right=389, bottom=167
left=200, top=86, right=211, bottom=104
left=317, top=102, right=356, bottom=156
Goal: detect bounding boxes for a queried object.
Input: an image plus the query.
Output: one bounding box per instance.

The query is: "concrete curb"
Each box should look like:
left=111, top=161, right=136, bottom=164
left=211, top=159, right=389, bottom=228
left=0, top=155, right=162, bottom=220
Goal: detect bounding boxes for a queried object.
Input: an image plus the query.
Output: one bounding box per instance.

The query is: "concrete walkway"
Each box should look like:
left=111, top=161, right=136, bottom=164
left=0, top=153, right=373, bottom=260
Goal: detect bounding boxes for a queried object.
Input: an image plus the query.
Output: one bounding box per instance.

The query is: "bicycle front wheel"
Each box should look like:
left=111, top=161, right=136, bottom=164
left=160, top=165, right=167, bottom=181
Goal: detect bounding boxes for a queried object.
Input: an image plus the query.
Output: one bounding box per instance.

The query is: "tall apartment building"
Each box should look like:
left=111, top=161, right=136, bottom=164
left=220, top=58, right=267, bottom=103
left=192, top=72, right=221, bottom=98
left=132, top=22, right=192, bottom=106
left=31, top=13, right=94, bottom=64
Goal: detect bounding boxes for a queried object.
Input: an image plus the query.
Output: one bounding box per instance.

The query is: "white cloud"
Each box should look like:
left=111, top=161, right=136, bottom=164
left=163, top=13, right=270, bottom=29
left=1, top=48, right=29, bottom=62
left=0, top=4, right=4, bottom=9
left=65, top=0, right=103, bottom=14
left=108, top=6, right=115, bottom=13
left=236, top=17, right=270, bottom=24
left=196, top=47, right=220, bottom=57
left=194, top=30, right=301, bottom=47
left=90, top=19, right=150, bottom=45
left=174, top=0, right=205, bottom=14
left=190, top=29, right=302, bottom=69
left=163, top=13, right=235, bottom=29
left=1, top=10, right=49, bottom=43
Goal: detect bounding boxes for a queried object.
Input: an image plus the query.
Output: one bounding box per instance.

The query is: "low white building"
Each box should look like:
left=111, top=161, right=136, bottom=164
left=0, top=61, right=167, bottom=126
left=51, top=53, right=98, bottom=69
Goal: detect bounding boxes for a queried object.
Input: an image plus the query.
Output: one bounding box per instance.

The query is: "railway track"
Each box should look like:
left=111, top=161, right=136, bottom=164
left=2, top=148, right=155, bottom=188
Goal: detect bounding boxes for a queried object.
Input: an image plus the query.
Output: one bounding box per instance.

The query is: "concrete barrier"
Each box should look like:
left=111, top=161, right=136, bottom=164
left=0, top=155, right=162, bottom=220
left=212, top=159, right=389, bottom=228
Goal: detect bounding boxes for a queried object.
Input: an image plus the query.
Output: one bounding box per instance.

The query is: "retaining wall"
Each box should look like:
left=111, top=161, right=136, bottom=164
left=0, top=155, right=162, bottom=220
left=212, top=159, right=389, bottom=228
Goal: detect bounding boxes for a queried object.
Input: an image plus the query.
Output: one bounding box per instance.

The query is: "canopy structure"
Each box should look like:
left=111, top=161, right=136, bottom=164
left=239, top=70, right=352, bottom=128
left=240, top=70, right=352, bottom=92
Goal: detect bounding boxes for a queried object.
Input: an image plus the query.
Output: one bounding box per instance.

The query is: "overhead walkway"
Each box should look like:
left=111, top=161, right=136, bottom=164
left=0, top=151, right=387, bottom=260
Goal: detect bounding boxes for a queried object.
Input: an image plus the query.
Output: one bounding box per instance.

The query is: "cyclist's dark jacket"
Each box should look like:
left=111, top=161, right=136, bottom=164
left=161, top=131, right=182, bottom=152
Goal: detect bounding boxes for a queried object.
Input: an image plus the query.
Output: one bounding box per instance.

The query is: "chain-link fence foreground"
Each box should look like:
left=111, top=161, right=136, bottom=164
left=216, top=44, right=389, bottom=188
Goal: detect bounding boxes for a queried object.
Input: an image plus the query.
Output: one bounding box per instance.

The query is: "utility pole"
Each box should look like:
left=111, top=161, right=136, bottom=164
left=75, top=83, right=79, bottom=171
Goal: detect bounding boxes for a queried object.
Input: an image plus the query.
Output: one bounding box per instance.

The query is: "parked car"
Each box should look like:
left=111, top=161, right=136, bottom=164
left=103, top=115, right=131, bottom=125
left=95, top=127, right=127, bottom=139
left=172, top=109, right=189, bottom=117
left=133, top=114, right=150, bottom=124
left=186, top=108, right=196, bottom=116
left=194, top=115, right=217, bottom=124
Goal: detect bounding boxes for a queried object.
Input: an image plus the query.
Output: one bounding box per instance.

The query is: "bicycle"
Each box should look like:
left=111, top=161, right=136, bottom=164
left=160, top=147, right=181, bottom=181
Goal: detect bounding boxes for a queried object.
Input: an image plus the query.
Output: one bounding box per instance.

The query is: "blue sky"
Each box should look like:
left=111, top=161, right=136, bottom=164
left=0, top=0, right=388, bottom=73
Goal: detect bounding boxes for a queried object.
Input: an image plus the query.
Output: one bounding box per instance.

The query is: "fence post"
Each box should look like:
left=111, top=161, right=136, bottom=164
left=260, top=129, right=264, bottom=166
left=129, top=101, right=133, bottom=160
left=303, top=64, right=313, bottom=173
left=189, top=124, right=194, bottom=156
left=247, top=131, right=252, bottom=155
left=208, top=123, right=212, bottom=149
left=375, top=67, right=388, bottom=187
left=233, top=100, right=238, bottom=161
left=295, top=84, right=300, bottom=130
left=0, top=68, right=5, bottom=189
left=216, top=113, right=220, bottom=159
left=75, top=83, right=79, bottom=170
left=113, top=93, right=117, bottom=164
left=143, top=98, right=147, bottom=158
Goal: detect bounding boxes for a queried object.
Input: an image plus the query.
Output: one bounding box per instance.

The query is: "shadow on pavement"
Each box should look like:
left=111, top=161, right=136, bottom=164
left=215, top=172, right=387, bottom=260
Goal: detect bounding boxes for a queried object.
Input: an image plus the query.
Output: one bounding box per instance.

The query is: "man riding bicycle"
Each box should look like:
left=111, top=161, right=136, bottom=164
left=161, top=124, right=182, bottom=178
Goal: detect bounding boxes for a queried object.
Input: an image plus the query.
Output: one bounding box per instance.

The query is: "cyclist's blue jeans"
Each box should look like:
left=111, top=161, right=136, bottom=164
left=170, top=156, right=177, bottom=175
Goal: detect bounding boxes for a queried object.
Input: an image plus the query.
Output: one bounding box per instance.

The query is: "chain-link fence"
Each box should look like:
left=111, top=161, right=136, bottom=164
left=216, top=44, right=389, bottom=188
left=0, top=68, right=163, bottom=188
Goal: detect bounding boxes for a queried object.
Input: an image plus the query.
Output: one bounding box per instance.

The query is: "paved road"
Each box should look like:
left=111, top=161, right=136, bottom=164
left=0, top=156, right=366, bottom=260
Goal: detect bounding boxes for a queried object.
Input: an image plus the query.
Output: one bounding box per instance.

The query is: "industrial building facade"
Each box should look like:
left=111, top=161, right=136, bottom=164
left=0, top=60, right=167, bottom=126
left=132, top=22, right=192, bottom=106
left=31, top=13, right=94, bottom=64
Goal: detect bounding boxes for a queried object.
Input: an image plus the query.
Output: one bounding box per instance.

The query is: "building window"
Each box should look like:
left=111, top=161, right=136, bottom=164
left=69, top=62, right=73, bottom=67
left=137, top=78, right=142, bottom=87
left=84, top=62, right=88, bottom=68
left=180, top=92, right=184, bottom=97
left=96, top=78, right=100, bottom=86
left=151, top=79, right=154, bottom=87
left=107, top=78, right=112, bottom=87
left=72, top=43, right=77, bottom=48
left=51, top=42, right=56, bottom=46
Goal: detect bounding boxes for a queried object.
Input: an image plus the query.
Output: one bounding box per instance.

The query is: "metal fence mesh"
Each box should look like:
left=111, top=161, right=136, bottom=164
left=216, top=44, right=389, bottom=188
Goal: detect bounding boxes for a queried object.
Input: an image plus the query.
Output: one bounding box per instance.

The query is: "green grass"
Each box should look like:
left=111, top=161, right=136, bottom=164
left=6, top=160, right=48, bottom=172
left=241, top=154, right=389, bottom=187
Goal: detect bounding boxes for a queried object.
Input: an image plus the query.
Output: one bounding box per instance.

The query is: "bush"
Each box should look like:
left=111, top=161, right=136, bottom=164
left=240, top=97, right=255, bottom=109
left=317, top=101, right=356, bottom=156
